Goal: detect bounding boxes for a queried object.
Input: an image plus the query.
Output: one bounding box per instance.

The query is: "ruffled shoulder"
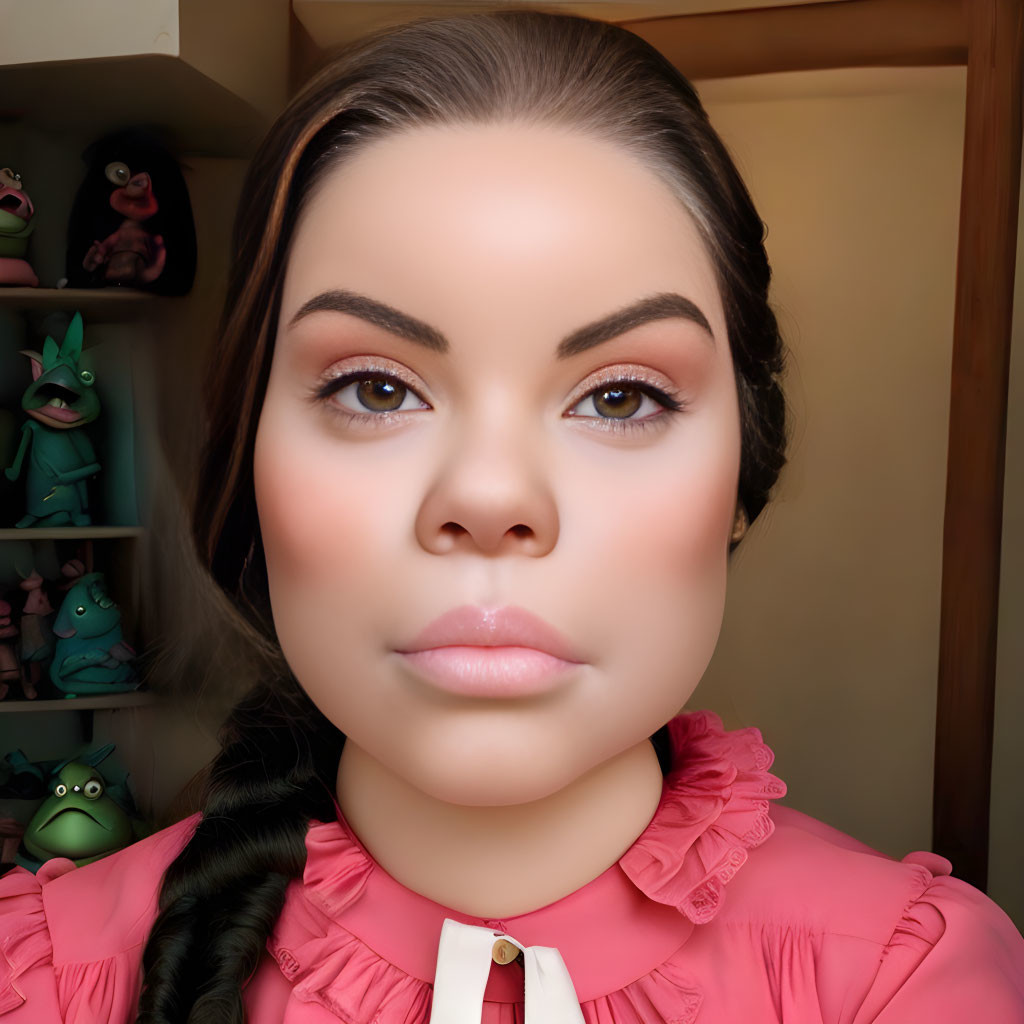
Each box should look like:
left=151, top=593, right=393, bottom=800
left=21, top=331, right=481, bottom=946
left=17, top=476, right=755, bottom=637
left=619, top=709, right=788, bottom=924
left=0, top=861, right=66, bottom=1016
left=0, top=813, right=200, bottom=1022
left=849, top=857, right=1024, bottom=1022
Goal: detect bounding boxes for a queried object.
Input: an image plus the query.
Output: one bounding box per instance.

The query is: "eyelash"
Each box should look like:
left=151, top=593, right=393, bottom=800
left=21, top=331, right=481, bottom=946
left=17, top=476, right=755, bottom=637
left=308, top=365, right=687, bottom=434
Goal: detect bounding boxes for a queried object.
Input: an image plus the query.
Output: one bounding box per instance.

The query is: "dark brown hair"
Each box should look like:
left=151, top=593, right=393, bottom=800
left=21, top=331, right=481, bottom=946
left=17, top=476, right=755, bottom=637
left=137, top=9, right=787, bottom=1022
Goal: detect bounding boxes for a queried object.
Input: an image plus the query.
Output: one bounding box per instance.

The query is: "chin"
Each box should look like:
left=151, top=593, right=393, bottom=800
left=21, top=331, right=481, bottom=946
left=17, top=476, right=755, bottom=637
left=388, top=720, right=594, bottom=808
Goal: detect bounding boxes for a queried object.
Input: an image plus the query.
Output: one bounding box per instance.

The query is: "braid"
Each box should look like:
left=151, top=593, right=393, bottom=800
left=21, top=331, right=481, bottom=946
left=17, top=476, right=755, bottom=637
left=135, top=678, right=344, bottom=1023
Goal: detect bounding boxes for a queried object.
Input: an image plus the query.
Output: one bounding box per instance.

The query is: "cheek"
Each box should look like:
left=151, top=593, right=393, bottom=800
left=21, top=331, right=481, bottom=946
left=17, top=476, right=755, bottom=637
left=254, top=430, right=366, bottom=591
left=563, top=405, right=740, bottom=712
left=576, top=416, right=739, bottom=582
left=252, top=403, right=409, bottom=665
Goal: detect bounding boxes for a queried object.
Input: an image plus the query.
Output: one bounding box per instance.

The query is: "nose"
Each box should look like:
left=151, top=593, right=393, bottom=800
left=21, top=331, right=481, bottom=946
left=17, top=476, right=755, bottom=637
left=414, top=418, right=559, bottom=557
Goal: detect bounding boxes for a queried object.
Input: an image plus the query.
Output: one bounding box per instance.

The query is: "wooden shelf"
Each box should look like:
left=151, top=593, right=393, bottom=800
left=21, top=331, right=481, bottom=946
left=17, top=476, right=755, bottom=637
left=0, top=1, right=290, bottom=157
left=0, top=527, right=144, bottom=541
left=0, top=288, right=154, bottom=320
left=0, top=56, right=266, bottom=158
left=0, top=692, right=155, bottom=713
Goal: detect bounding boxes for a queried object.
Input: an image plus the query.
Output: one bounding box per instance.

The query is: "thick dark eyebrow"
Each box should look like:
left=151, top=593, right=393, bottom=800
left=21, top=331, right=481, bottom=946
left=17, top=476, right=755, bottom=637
left=556, top=292, right=714, bottom=358
left=287, top=289, right=714, bottom=357
left=288, top=289, right=448, bottom=352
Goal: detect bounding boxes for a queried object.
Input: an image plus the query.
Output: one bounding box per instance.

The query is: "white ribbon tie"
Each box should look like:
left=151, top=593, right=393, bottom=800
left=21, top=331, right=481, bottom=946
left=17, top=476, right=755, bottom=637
left=429, top=917, right=586, bottom=1024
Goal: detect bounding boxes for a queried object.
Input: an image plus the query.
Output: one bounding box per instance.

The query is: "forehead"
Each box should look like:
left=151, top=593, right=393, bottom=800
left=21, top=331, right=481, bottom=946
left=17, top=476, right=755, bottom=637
left=281, top=122, right=725, bottom=343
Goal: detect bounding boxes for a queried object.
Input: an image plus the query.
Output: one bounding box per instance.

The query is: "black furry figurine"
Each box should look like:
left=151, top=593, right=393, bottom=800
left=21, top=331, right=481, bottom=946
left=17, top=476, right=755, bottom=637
left=65, top=129, right=196, bottom=295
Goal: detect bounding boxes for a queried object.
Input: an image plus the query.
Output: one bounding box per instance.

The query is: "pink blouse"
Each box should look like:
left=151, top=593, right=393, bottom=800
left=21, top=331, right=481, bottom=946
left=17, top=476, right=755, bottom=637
left=2, top=710, right=1023, bottom=1022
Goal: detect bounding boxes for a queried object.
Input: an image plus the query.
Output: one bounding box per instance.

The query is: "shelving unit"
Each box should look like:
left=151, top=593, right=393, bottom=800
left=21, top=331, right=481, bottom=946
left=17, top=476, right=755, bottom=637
left=0, top=0, right=293, bottom=843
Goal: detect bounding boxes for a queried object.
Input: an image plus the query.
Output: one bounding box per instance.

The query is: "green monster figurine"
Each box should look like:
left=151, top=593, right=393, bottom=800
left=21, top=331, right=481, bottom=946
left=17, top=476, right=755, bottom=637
left=15, top=745, right=147, bottom=872
left=50, top=572, right=137, bottom=695
left=4, top=312, right=101, bottom=527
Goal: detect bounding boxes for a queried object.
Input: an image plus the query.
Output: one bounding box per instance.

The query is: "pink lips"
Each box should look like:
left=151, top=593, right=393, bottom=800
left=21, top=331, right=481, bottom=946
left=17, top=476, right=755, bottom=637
left=396, top=606, right=584, bottom=698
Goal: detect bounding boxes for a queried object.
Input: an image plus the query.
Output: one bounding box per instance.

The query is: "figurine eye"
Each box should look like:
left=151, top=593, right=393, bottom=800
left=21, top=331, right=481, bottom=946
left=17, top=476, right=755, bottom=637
left=74, top=605, right=86, bottom=616
left=105, top=162, right=131, bottom=186
left=54, top=783, right=67, bottom=797
left=83, top=779, right=103, bottom=799
left=79, top=370, right=94, bottom=386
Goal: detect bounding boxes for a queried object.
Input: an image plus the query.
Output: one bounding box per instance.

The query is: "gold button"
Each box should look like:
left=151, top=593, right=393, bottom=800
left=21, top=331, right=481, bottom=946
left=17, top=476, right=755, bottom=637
left=491, top=939, right=519, bottom=965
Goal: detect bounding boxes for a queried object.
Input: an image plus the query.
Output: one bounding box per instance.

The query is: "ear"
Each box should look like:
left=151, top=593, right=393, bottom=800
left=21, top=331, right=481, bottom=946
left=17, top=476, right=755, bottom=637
left=59, top=312, right=84, bottom=364
left=84, top=743, right=116, bottom=768
left=730, top=504, right=749, bottom=544
left=42, top=335, right=58, bottom=370
left=19, top=350, right=44, bottom=381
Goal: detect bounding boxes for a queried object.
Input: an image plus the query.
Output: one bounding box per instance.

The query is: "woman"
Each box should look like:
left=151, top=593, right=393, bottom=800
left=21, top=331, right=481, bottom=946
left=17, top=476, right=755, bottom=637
left=1, top=9, right=1022, bottom=1023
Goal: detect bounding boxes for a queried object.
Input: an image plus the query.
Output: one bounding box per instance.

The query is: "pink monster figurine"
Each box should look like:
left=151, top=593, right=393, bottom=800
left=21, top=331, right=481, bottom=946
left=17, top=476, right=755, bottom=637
left=0, top=168, right=38, bottom=287
left=0, top=599, right=22, bottom=700
left=17, top=571, right=54, bottom=700
left=80, top=165, right=166, bottom=286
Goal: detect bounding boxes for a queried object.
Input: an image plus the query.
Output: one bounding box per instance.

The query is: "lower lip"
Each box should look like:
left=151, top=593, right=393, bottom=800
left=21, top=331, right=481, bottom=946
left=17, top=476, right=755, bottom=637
left=36, top=405, right=80, bottom=423
left=398, top=646, right=579, bottom=698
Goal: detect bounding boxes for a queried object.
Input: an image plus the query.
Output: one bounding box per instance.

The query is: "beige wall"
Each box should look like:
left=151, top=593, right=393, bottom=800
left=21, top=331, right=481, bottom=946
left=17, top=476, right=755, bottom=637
left=692, top=65, right=1023, bottom=929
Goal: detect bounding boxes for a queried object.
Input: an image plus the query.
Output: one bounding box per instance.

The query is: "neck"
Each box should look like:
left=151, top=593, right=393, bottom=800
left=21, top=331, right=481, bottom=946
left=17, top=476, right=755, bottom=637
left=336, top=738, right=665, bottom=919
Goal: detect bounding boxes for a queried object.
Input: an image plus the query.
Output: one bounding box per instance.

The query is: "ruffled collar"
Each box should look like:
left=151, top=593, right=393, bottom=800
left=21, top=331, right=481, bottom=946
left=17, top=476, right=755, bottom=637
left=268, top=710, right=787, bottom=1019
left=619, top=710, right=788, bottom=924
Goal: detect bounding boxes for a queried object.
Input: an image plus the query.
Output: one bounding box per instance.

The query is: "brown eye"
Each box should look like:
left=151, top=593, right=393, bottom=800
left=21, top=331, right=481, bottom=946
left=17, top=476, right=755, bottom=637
left=355, top=377, right=407, bottom=412
left=591, top=386, right=642, bottom=419
left=321, top=369, right=429, bottom=418
left=567, top=376, right=683, bottom=432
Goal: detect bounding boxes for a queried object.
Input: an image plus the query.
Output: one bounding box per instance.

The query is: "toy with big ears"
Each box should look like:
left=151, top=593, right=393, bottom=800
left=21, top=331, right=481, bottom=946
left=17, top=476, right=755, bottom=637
left=50, top=572, right=137, bottom=695
left=0, top=167, right=38, bottom=286
left=4, top=312, right=101, bottom=527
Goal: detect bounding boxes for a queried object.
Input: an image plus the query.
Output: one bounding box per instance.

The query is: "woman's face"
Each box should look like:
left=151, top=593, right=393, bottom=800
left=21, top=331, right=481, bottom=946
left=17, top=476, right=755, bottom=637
left=254, top=123, right=741, bottom=806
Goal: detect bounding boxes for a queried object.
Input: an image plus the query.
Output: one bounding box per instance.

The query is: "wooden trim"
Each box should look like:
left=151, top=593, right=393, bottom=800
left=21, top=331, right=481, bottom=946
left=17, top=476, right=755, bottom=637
left=933, top=0, right=1023, bottom=891
left=622, top=0, right=967, bottom=79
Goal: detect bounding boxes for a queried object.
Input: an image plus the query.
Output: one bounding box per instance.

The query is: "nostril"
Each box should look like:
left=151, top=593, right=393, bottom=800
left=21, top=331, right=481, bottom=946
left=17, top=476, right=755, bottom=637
left=509, top=524, right=531, bottom=538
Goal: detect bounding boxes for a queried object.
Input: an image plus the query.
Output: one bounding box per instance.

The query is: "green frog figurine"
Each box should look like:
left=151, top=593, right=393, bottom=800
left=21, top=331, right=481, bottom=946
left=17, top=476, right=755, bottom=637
left=15, top=745, right=148, bottom=871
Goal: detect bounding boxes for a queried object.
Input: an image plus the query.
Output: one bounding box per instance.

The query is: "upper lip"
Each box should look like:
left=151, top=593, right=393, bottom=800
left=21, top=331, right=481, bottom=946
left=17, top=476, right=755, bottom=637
left=399, top=605, right=584, bottom=662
